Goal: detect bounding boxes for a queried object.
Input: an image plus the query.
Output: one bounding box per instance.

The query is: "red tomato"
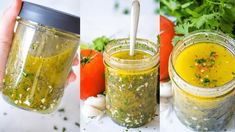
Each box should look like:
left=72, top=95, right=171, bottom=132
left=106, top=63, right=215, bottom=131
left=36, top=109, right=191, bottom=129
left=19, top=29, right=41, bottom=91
left=80, top=49, right=105, bottom=100
left=160, top=15, right=175, bottom=81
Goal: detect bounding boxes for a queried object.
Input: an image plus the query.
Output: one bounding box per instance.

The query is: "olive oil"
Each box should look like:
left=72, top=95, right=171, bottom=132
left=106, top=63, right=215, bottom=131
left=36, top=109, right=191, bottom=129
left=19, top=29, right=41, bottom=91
left=3, top=41, right=76, bottom=113
left=112, top=50, right=152, bottom=60
left=106, top=50, right=158, bottom=127
left=175, top=42, right=235, bottom=87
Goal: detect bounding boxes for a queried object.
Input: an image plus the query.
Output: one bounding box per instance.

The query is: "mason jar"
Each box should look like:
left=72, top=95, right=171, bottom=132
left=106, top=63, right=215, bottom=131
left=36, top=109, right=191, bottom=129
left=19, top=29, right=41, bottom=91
left=169, top=31, right=235, bottom=131
left=104, top=38, right=159, bottom=127
left=2, top=2, right=80, bottom=113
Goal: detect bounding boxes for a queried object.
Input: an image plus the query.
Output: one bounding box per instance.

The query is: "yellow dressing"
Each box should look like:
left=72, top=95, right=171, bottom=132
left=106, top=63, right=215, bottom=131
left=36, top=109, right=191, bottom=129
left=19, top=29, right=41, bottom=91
left=105, top=50, right=158, bottom=127
left=112, top=50, right=152, bottom=60
left=175, top=42, right=235, bottom=87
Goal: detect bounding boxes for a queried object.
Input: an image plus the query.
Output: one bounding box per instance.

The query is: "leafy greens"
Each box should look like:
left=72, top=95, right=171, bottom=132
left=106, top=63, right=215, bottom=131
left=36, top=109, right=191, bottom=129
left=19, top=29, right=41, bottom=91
left=160, top=0, right=235, bottom=45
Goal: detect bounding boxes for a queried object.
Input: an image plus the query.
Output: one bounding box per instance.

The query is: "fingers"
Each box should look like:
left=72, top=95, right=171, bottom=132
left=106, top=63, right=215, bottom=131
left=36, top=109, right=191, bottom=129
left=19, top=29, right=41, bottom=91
left=65, top=70, right=77, bottom=87
left=68, top=71, right=77, bottom=83
left=0, top=0, right=22, bottom=44
left=65, top=54, right=78, bottom=87
left=0, top=0, right=22, bottom=85
left=73, top=53, right=79, bottom=66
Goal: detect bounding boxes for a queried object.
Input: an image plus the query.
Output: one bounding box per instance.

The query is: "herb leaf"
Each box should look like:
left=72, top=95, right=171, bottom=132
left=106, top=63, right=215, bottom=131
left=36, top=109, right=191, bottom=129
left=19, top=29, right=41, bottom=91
left=161, top=0, right=235, bottom=45
left=91, top=36, right=110, bottom=52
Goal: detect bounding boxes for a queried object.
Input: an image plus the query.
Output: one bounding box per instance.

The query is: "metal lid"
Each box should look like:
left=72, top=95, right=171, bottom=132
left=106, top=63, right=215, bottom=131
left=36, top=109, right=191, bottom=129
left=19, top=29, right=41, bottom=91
left=19, top=1, right=80, bottom=34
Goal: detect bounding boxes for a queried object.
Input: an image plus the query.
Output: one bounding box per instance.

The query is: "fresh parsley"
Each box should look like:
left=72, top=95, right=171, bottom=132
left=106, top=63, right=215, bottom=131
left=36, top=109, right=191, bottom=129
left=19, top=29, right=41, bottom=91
left=160, top=0, right=235, bottom=45
left=91, top=36, right=110, bottom=52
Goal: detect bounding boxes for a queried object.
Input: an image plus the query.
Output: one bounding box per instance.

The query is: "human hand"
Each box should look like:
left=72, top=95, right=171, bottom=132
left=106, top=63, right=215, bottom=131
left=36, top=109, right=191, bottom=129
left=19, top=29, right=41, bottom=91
left=0, top=0, right=78, bottom=88
left=0, top=0, right=22, bottom=87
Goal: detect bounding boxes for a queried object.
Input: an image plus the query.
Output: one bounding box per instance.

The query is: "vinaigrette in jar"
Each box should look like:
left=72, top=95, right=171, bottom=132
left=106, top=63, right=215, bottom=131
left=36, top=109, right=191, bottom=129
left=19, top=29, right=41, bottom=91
left=104, top=39, right=159, bottom=128
left=169, top=31, right=235, bottom=131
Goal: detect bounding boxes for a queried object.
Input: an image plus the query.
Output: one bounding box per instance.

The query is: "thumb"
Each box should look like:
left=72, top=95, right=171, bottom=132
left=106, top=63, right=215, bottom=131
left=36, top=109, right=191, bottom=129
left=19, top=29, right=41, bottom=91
left=0, top=0, right=22, bottom=44
left=0, top=0, right=22, bottom=86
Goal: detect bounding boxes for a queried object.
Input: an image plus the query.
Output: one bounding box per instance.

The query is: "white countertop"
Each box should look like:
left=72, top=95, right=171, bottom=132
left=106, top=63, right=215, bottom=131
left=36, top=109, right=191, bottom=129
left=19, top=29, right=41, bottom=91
left=80, top=101, right=159, bottom=132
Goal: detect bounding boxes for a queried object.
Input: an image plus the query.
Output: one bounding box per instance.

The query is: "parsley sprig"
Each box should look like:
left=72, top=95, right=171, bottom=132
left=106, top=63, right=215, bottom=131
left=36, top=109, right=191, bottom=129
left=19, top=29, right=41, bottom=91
left=160, top=0, right=235, bottom=45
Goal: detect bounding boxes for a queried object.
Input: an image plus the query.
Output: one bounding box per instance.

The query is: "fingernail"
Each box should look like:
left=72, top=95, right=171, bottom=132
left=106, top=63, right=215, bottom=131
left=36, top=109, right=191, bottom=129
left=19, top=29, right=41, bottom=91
left=69, top=72, right=77, bottom=82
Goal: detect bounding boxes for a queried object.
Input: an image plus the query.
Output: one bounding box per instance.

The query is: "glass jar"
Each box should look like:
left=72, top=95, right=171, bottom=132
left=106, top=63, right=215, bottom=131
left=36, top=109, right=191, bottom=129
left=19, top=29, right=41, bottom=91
left=2, top=2, right=80, bottom=113
left=104, top=38, right=159, bottom=128
left=169, top=31, right=235, bottom=131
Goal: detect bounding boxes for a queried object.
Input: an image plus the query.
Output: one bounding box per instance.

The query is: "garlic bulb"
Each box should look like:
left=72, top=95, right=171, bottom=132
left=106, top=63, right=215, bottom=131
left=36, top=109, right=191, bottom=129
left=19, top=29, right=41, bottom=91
left=82, top=95, right=106, bottom=121
left=84, top=94, right=106, bottom=111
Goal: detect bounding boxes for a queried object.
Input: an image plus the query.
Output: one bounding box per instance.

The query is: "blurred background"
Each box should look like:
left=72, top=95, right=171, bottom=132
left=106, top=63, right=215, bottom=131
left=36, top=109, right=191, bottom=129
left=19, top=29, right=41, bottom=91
left=0, top=0, right=80, bottom=132
left=81, top=0, right=159, bottom=43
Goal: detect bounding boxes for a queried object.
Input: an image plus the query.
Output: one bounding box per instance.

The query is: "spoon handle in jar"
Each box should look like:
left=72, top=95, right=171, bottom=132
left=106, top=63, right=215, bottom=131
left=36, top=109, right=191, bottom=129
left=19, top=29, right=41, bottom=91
left=130, top=0, right=140, bottom=56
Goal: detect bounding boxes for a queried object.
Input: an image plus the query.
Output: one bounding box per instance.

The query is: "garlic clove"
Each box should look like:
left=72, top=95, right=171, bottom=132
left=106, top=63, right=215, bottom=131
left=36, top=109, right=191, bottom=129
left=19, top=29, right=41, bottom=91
left=81, top=104, right=103, bottom=120
left=84, top=94, right=106, bottom=111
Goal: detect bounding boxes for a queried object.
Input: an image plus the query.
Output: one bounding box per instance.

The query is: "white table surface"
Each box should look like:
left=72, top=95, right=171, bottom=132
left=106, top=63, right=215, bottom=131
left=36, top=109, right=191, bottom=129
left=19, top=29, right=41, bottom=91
left=81, top=101, right=159, bottom=132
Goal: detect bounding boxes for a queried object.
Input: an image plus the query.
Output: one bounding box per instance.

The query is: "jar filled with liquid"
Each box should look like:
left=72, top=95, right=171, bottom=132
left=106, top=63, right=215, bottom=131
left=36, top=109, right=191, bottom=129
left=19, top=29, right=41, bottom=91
left=2, top=2, right=80, bottom=113
left=169, top=31, right=235, bottom=131
left=104, top=38, right=159, bottom=127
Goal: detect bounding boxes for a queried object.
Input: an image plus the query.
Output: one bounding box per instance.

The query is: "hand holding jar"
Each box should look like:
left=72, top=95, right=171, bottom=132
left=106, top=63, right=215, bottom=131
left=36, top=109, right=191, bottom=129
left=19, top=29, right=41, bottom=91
left=0, top=0, right=80, bottom=113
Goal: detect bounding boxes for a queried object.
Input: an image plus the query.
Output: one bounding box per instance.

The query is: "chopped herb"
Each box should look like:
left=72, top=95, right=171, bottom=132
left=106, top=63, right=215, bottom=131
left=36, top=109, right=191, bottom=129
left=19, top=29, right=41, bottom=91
left=232, top=72, right=235, bottom=78
left=202, top=78, right=210, bottom=86
left=75, top=122, right=80, bottom=127
left=53, top=125, right=58, bottom=130
left=63, top=117, right=68, bottom=121
left=62, top=127, right=66, bottom=132
left=101, top=90, right=106, bottom=96
left=208, top=59, right=215, bottom=66
left=210, top=51, right=216, bottom=57
left=195, top=58, right=206, bottom=64
left=22, top=71, right=34, bottom=78
left=32, top=43, right=38, bottom=50
left=212, top=80, right=217, bottom=83
left=58, top=108, right=65, bottom=112
left=123, top=8, right=130, bottom=15
left=190, top=65, right=195, bottom=68
left=114, top=2, right=119, bottom=9
left=195, top=74, right=201, bottom=79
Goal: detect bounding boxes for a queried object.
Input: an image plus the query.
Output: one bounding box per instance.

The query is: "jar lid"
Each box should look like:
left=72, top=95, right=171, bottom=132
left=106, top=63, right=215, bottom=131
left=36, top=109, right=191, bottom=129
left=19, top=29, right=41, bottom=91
left=19, top=2, right=80, bottom=34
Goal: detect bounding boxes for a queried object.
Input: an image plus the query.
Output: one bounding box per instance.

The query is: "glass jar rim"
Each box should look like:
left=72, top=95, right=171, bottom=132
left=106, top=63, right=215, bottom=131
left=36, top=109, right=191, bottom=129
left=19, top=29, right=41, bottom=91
left=170, top=30, right=235, bottom=97
left=17, top=18, right=80, bottom=39
left=103, top=38, right=159, bottom=70
left=19, top=2, right=80, bottom=34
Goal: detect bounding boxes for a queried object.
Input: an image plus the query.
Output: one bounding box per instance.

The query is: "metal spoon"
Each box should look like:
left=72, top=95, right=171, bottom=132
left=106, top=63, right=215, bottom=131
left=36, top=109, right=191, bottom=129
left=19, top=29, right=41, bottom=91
left=130, top=0, right=140, bottom=56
